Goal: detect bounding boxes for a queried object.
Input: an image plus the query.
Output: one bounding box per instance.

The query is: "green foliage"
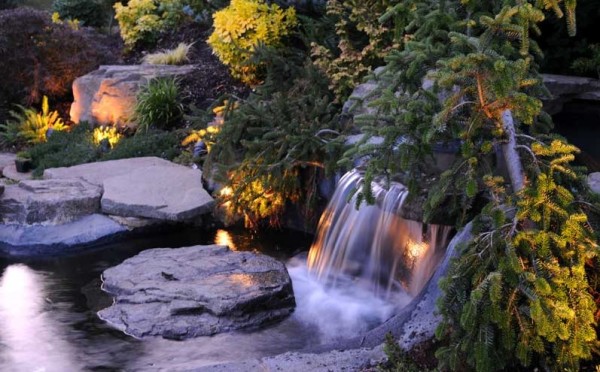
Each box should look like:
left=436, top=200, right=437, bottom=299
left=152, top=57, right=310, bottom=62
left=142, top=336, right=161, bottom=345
left=4, top=96, right=68, bottom=145
left=337, top=0, right=597, bottom=370
left=103, top=129, right=181, bottom=161
left=572, top=44, right=600, bottom=78
left=206, top=47, right=343, bottom=228
left=114, top=0, right=185, bottom=47
left=207, top=0, right=298, bottom=85
left=311, top=0, right=408, bottom=101
left=134, top=77, right=184, bottom=132
left=27, top=124, right=182, bottom=176
left=52, top=0, right=114, bottom=27
left=143, top=42, right=193, bottom=65
left=379, top=333, right=427, bottom=372
left=28, top=124, right=97, bottom=176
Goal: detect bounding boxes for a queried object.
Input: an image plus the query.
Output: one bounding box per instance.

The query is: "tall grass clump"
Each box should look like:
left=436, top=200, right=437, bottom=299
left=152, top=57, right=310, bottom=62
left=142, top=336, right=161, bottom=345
left=143, top=42, right=193, bottom=65
left=134, top=77, right=184, bottom=132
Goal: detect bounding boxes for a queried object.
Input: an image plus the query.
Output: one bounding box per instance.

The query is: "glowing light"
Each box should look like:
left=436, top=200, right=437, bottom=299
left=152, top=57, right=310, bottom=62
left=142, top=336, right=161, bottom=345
left=93, top=126, right=122, bottom=147
left=219, top=186, right=233, bottom=197
left=407, top=240, right=428, bottom=260
left=215, top=229, right=237, bottom=250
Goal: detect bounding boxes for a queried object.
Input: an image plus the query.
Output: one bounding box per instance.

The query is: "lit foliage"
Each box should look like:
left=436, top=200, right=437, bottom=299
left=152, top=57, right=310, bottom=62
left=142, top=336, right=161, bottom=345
left=51, top=11, right=80, bottom=30
left=114, top=0, right=186, bottom=47
left=311, top=0, right=406, bottom=100
left=93, top=126, right=122, bottom=147
left=143, top=42, right=193, bottom=65
left=5, top=96, right=68, bottom=144
left=134, top=77, right=184, bottom=132
left=207, top=0, right=297, bottom=85
left=339, top=0, right=597, bottom=370
left=206, top=49, right=342, bottom=228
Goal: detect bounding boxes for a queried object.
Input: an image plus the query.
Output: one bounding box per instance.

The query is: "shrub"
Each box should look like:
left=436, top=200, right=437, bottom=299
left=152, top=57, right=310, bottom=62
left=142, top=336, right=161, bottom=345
left=114, top=0, right=186, bottom=47
left=52, top=0, right=113, bottom=28
left=29, top=124, right=98, bottom=176
left=0, top=8, right=117, bottom=112
left=103, top=130, right=181, bottom=161
left=0, top=0, right=20, bottom=9
left=134, top=77, right=184, bottom=132
left=207, top=0, right=297, bottom=85
left=5, top=96, right=68, bottom=144
left=143, top=42, right=193, bottom=65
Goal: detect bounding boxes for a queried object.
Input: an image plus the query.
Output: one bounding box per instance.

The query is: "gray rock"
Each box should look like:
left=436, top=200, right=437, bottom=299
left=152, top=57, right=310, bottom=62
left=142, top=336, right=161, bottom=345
left=98, top=245, right=295, bottom=339
left=588, top=172, right=600, bottom=195
left=101, top=165, right=214, bottom=221
left=0, top=178, right=101, bottom=225
left=196, top=346, right=384, bottom=372
left=2, top=163, right=33, bottom=182
left=0, top=214, right=128, bottom=256
left=43, top=157, right=180, bottom=187
left=70, top=65, right=196, bottom=127
left=0, top=153, right=16, bottom=173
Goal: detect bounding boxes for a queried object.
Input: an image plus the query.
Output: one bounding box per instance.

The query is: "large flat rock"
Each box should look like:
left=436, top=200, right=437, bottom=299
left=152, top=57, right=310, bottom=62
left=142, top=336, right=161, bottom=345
left=0, top=214, right=127, bottom=256
left=0, top=178, right=101, bottom=225
left=101, top=165, right=214, bottom=221
left=70, top=64, right=196, bottom=127
left=43, top=157, right=180, bottom=187
left=0, top=152, right=16, bottom=172
left=98, top=245, right=295, bottom=340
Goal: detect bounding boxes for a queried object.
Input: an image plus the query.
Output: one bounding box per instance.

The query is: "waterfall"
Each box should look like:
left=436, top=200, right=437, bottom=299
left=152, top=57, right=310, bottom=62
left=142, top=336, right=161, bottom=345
left=307, top=170, right=452, bottom=300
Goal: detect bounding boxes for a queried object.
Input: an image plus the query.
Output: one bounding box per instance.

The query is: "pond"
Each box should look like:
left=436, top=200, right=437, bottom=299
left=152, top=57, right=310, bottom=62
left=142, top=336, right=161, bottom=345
left=0, top=227, right=397, bottom=371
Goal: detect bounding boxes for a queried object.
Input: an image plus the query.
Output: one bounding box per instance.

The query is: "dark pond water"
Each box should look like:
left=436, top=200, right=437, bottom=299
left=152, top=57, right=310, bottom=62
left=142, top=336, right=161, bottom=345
left=0, top=227, right=397, bottom=371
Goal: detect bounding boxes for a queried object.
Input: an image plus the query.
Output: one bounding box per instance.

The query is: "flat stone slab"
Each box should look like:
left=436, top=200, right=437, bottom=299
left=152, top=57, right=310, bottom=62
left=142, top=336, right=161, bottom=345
left=101, top=165, right=214, bottom=221
left=98, top=245, right=295, bottom=340
left=0, top=178, right=101, bottom=225
left=0, top=153, right=16, bottom=171
left=2, top=164, right=33, bottom=182
left=0, top=214, right=127, bottom=256
left=43, top=157, right=180, bottom=187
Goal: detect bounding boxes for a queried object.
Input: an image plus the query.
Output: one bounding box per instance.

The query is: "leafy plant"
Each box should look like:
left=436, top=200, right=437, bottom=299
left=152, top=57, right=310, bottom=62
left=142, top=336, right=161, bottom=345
left=52, top=0, right=114, bottom=28
left=103, top=129, right=181, bottom=161
left=0, top=7, right=116, bottom=108
left=134, top=77, right=184, bottom=132
left=143, top=42, right=193, bottom=65
left=114, top=0, right=187, bottom=47
left=6, top=96, right=68, bottom=144
left=206, top=48, right=343, bottom=228
left=572, top=43, right=600, bottom=78
left=207, top=0, right=298, bottom=85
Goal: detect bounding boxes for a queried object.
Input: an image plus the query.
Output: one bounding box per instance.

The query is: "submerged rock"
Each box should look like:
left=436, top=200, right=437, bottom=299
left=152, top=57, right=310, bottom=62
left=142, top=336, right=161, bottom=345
left=98, top=245, right=295, bottom=340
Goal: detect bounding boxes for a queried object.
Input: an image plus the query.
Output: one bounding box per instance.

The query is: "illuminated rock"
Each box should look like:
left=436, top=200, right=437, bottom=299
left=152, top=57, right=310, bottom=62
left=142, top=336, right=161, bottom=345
left=98, top=245, right=295, bottom=339
left=70, top=65, right=196, bottom=127
left=588, top=172, right=600, bottom=195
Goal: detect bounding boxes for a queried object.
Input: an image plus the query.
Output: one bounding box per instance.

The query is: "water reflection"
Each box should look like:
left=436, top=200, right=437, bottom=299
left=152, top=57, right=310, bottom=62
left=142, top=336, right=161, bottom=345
left=0, top=264, right=83, bottom=371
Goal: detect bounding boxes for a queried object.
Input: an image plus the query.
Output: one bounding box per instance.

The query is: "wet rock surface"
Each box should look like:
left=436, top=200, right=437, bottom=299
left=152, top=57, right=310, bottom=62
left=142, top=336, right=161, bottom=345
left=98, top=245, right=295, bottom=339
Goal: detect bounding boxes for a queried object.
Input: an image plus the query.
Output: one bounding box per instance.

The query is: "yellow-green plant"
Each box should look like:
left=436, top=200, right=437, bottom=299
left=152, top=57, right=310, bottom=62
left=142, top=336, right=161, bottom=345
left=143, top=42, right=193, bottom=65
left=6, top=96, right=68, bottom=144
left=207, top=0, right=297, bottom=85
left=114, top=0, right=185, bottom=47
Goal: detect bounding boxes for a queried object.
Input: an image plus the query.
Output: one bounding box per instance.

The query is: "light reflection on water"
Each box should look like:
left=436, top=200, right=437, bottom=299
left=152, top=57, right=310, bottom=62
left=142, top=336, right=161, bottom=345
left=0, top=227, right=397, bottom=371
left=0, top=264, right=83, bottom=371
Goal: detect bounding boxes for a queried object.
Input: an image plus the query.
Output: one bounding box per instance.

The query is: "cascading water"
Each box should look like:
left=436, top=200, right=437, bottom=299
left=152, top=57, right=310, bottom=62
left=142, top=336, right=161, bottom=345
left=307, top=170, right=452, bottom=301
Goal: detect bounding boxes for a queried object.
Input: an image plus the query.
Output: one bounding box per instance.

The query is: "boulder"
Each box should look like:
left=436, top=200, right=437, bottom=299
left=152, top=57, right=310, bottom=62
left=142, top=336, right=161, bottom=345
left=70, top=64, right=196, bottom=127
left=2, top=163, right=33, bottom=182
left=0, top=214, right=128, bottom=256
left=588, top=172, right=600, bottom=195
left=98, top=245, right=295, bottom=340
left=43, top=157, right=180, bottom=187
left=0, top=153, right=16, bottom=173
left=0, top=178, right=101, bottom=225
left=101, top=165, right=214, bottom=221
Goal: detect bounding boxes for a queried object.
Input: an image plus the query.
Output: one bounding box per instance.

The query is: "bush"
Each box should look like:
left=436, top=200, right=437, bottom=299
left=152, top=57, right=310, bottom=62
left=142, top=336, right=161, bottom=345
left=134, top=77, right=184, bottom=132
left=29, top=124, right=98, bottom=176
left=103, top=130, right=181, bottom=161
left=114, top=0, right=186, bottom=47
left=52, top=0, right=114, bottom=28
left=207, top=0, right=297, bottom=85
left=0, top=8, right=117, bottom=113
left=143, top=42, right=193, bottom=65
left=6, top=96, right=68, bottom=145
